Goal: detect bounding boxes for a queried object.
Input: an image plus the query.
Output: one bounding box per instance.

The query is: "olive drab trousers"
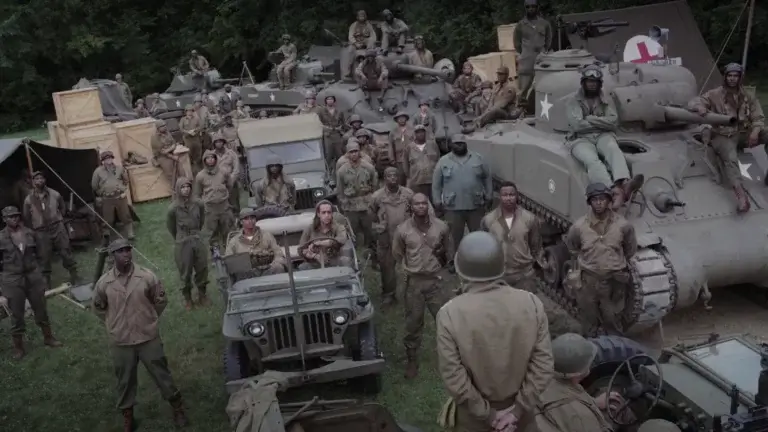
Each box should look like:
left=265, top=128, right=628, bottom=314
left=403, top=273, right=453, bottom=357
left=445, top=209, right=484, bottom=252
left=346, top=211, right=375, bottom=252
left=174, top=234, right=209, bottom=299
left=205, top=203, right=234, bottom=249
left=101, top=196, right=132, bottom=237
left=111, top=338, right=180, bottom=410
left=504, top=270, right=539, bottom=293
left=35, top=223, right=77, bottom=280
left=3, top=272, right=50, bottom=335
left=576, top=269, right=631, bottom=336
left=569, top=134, right=630, bottom=186
left=710, top=134, right=742, bottom=187
left=376, top=235, right=397, bottom=301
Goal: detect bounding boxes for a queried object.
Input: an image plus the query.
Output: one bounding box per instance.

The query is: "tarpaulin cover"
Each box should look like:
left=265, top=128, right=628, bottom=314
left=73, top=78, right=139, bottom=122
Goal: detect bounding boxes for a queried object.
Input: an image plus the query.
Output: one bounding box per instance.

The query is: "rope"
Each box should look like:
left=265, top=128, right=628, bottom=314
left=699, top=0, right=750, bottom=94
left=24, top=141, right=160, bottom=270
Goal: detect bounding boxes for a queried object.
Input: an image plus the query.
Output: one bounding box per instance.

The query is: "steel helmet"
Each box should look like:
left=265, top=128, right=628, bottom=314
left=638, top=419, right=681, bottom=432
left=585, top=182, right=612, bottom=202
left=551, top=333, right=598, bottom=378
left=454, top=232, right=505, bottom=282
left=580, top=64, right=603, bottom=81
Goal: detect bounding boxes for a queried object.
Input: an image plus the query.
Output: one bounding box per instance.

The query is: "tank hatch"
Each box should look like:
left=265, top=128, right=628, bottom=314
left=535, top=49, right=597, bottom=73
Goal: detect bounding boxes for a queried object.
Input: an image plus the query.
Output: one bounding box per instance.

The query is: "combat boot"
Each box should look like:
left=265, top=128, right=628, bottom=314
left=404, top=355, right=419, bottom=380
left=169, top=395, right=190, bottom=428
left=734, top=185, right=751, bottom=213
left=197, top=292, right=211, bottom=307
left=122, top=408, right=136, bottom=432
left=11, top=335, right=25, bottom=360
left=124, top=223, right=135, bottom=241
left=41, top=325, right=63, bottom=347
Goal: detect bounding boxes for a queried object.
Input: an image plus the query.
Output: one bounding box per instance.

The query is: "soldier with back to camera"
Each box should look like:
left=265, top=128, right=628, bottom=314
left=565, top=183, right=637, bottom=336
left=380, top=9, right=409, bottom=55
left=92, top=150, right=134, bottom=240
left=480, top=181, right=542, bottom=292
left=225, top=208, right=286, bottom=276
left=565, top=65, right=644, bottom=209
left=514, top=0, right=552, bottom=105
left=272, top=34, right=298, bottom=90
left=688, top=62, right=765, bottom=213
left=436, top=231, right=552, bottom=432
left=252, top=155, right=296, bottom=211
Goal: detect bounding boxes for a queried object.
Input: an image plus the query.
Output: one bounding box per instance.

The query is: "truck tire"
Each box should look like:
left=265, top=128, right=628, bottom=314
left=223, top=341, right=250, bottom=383
left=251, top=204, right=289, bottom=222
left=349, top=321, right=382, bottom=395
left=582, top=335, right=650, bottom=395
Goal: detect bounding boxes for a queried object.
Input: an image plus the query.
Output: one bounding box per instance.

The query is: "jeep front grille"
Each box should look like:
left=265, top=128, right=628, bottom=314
left=296, top=189, right=315, bottom=210
left=266, top=312, right=334, bottom=350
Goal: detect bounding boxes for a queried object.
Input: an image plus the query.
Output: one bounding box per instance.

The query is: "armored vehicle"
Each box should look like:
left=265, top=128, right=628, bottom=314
left=238, top=113, right=335, bottom=211
left=215, top=211, right=383, bottom=395
left=463, top=42, right=768, bottom=334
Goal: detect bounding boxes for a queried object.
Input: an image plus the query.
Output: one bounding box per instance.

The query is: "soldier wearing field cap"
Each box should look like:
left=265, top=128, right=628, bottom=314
left=0, top=205, right=64, bottom=360
left=180, top=103, right=204, bottom=174
left=474, top=66, right=521, bottom=128
left=92, top=238, right=188, bottom=430
left=337, top=140, right=378, bottom=253
left=91, top=150, right=134, bottom=240
left=151, top=119, right=183, bottom=187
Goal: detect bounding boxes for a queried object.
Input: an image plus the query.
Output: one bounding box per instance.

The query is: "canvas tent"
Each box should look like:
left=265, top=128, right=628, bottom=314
left=73, top=78, right=139, bottom=122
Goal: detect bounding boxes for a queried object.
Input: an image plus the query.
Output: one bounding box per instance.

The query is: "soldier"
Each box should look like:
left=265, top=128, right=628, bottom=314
left=92, top=151, right=134, bottom=239
left=115, top=73, right=132, bottom=107
left=436, top=231, right=553, bottom=431
left=565, top=183, right=638, bottom=335
left=389, top=111, right=413, bottom=182
left=474, top=66, right=521, bottom=128
left=252, top=155, right=296, bottom=210
left=0, top=206, right=63, bottom=359
left=369, top=167, right=417, bottom=307
left=355, top=50, right=389, bottom=92
left=346, top=10, right=377, bottom=77
left=294, top=90, right=322, bottom=115
left=480, top=181, right=542, bottom=292
left=194, top=150, right=234, bottom=249
left=193, top=94, right=210, bottom=129
left=450, top=62, right=482, bottom=114
left=179, top=104, right=204, bottom=174
left=134, top=99, right=150, bottom=118
left=166, top=178, right=208, bottom=310
left=343, top=114, right=364, bottom=142
left=272, top=34, right=298, bottom=90
left=514, top=0, right=552, bottom=104
left=225, top=208, right=286, bottom=276
left=393, top=193, right=453, bottom=378
left=354, top=128, right=378, bottom=164
left=337, top=137, right=374, bottom=171
left=402, top=125, right=440, bottom=199
left=148, top=93, right=168, bottom=116
left=23, top=171, right=80, bottom=286
left=689, top=62, right=765, bottom=213
left=407, top=36, right=434, bottom=69
left=320, top=95, right=347, bottom=172
left=189, top=49, right=210, bottom=76
left=201, top=88, right=218, bottom=112
left=232, top=101, right=251, bottom=120
left=256, top=109, right=268, bottom=120
left=151, top=120, right=183, bottom=188
left=380, top=9, right=409, bottom=54
left=472, top=81, right=494, bottom=116
left=220, top=114, right=240, bottom=151
left=92, top=239, right=188, bottom=430
left=298, top=200, right=351, bottom=270
left=336, top=140, right=378, bottom=253
left=566, top=65, right=644, bottom=209
left=212, top=133, right=241, bottom=213
left=433, top=135, right=492, bottom=251
left=411, top=99, right=437, bottom=135
left=219, top=84, right=241, bottom=114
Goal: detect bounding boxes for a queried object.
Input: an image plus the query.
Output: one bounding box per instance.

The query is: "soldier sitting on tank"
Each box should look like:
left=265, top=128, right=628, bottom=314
left=188, top=50, right=210, bottom=89
left=688, top=62, right=765, bottom=213
left=407, top=35, right=434, bottom=69
left=380, top=9, right=409, bottom=55
left=347, top=10, right=377, bottom=78
left=149, top=93, right=168, bottom=116
left=252, top=155, right=296, bottom=211
left=271, top=34, right=297, bottom=90
left=472, top=81, right=494, bottom=116
left=473, top=66, right=521, bottom=128
left=297, top=200, right=352, bottom=270
left=225, top=208, right=286, bottom=277
left=450, top=62, right=482, bottom=114
left=134, top=99, right=150, bottom=118
left=356, top=50, right=389, bottom=93
left=412, top=99, right=437, bottom=135
left=566, top=65, right=644, bottom=209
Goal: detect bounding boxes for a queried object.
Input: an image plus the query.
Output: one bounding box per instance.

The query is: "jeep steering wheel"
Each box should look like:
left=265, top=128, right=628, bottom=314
left=606, top=353, right=664, bottom=426
left=302, top=237, right=344, bottom=268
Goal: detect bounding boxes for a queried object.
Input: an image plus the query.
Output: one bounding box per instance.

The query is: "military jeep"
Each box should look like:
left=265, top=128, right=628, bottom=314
left=215, top=210, right=383, bottom=395
left=238, top=113, right=335, bottom=212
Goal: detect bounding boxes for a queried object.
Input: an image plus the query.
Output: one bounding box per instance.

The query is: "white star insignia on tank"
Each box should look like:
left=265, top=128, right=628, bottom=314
left=540, top=94, right=553, bottom=120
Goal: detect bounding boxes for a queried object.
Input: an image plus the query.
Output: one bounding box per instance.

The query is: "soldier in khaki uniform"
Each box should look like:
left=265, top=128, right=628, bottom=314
left=134, top=99, right=150, bottom=118
left=514, top=0, right=552, bottom=104
left=480, top=181, right=542, bottom=292
left=472, top=81, right=494, bottom=116
left=407, top=36, right=434, bottom=69
left=91, top=151, right=134, bottom=239
left=337, top=140, right=378, bottom=253
left=337, top=137, right=374, bottom=171
left=436, top=231, right=553, bottom=432
left=402, top=125, right=440, bottom=200
left=194, top=150, right=234, bottom=249
left=252, top=155, right=296, bottom=210
left=92, top=239, right=188, bottom=430
left=149, top=93, right=168, bottom=116
left=179, top=104, right=205, bottom=174
left=225, top=208, right=286, bottom=276
left=450, top=62, right=482, bottom=114
left=298, top=200, right=351, bottom=270
left=474, top=66, right=521, bottom=128
left=294, top=90, right=323, bottom=115
left=272, top=34, right=298, bottom=89
left=393, top=193, right=453, bottom=379
left=115, top=73, right=132, bottom=107
left=166, top=178, right=208, bottom=310
left=343, top=115, right=364, bottom=142
left=151, top=119, right=183, bottom=187
left=320, top=95, right=347, bottom=173
left=565, top=183, right=638, bottom=335
left=389, top=111, right=413, bottom=183
left=354, top=129, right=378, bottom=164
left=346, top=10, right=377, bottom=78
left=0, top=206, right=63, bottom=360
left=23, top=171, right=79, bottom=286
left=380, top=9, right=409, bottom=54
left=212, top=133, right=241, bottom=213
left=355, top=50, right=389, bottom=91
left=189, top=49, right=210, bottom=75
left=411, top=100, right=437, bottom=135
left=220, top=115, right=241, bottom=151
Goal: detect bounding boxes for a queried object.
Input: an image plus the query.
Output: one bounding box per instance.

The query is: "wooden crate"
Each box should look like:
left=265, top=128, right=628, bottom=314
left=46, top=121, right=69, bottom=147
left=52, top=87, right=103, bottom=127
left=497, top=24, right=517, bottom=52
left=127, top=165, right=172, bottom=203
left=468, top=52, right=518, bottom=82
left=114, top=117, right=157, bottom=161
left=67, top=124, right=122, bottom=164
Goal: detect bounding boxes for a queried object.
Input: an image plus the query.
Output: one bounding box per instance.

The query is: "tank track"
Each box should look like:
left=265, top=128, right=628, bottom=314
left=517, top=193, right=679, bottom=333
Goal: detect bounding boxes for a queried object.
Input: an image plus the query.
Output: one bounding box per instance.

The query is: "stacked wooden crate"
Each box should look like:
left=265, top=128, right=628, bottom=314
left=126, top=147, right=192, bottom=203
left=465, top=24, right=519, bottom=85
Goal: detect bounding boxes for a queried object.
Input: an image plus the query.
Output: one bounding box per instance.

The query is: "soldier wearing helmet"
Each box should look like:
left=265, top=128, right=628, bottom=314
left=388, top=111, right=413, bottom=182
left=407, top=35, right=434, bottom=69
left=474, top=65, right=521, bottom=128
left=514, top=0, right=552, bottom=104
left=270, top=33, right=298, bottom=89
left=688, top=62, right=766, bottom=213
left=346, top=10, right=377, bottom=78
left=319, top=94, right=347, bottom=173
left=212, top=133, right=241, bottom=213
left=380, top=9, right=409, bottom=55
left=343, top=114, right=364, bottom=142
left=565, top=64, right=644, bottom=209
left=220, top=114, right=240, bottom=150
left=337, top=136, right=374, bottom=171
left=412, top=99, right=437, bottom=135
left=353, top=128, right=377, bottom=162
left=436, top=231, right=553, bottom=430
left=192, top=93, right=211, bottom=129
left=148, top=93, right=168, bottom=116
left=115, top=73, right=132, bottom=106
left=194, top=150, right=235, bottom=249
left=134, top=98, right=150, bottom=118
left=403, top=124, right=440, bottom=199
left=188, top=49, right=210, bottom=76
left=450, top=62, right=482, bottom=113
left=472, top=80, right=495, bottom=115
left=151, top=118, right=185, bottom=186
left=252, top=155, right=296, bottom=211
left=180, top=103, right=205, bottom=174
left=293, top=90, right=322, bottom=115
left=355, top=49, right=389, bottom=91
left=565, top=183, right=638, bottom=335
left=337, top=140, right=378, bottom=252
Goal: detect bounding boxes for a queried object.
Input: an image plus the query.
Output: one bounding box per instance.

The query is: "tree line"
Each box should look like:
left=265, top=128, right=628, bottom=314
left=0, top=0, right=763, bottom=132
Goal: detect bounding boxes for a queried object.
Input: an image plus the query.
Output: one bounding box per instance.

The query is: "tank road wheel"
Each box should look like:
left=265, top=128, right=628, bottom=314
left=349, top=322, right=383, bottom=395
left=223, top=341, right=263, bottom=382
left=581, top=335, right=651, bottom=396
left=542, top=243, right=570, bottom=290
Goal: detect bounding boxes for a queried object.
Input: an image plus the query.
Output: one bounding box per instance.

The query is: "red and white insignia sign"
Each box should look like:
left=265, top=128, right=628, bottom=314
left=623, top=35, right=682, bottom=66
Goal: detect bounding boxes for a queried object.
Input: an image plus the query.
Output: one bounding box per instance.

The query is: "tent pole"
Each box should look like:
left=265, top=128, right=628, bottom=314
left=23, top=139, right=34, bottom=174
left=741, top=0, right=755, bottom=75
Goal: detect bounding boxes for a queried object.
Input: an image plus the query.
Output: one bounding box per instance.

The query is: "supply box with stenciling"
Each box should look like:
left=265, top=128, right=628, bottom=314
left=467, top=52, right=518, bottom=83
left=126, top=146, right=192, bottom=203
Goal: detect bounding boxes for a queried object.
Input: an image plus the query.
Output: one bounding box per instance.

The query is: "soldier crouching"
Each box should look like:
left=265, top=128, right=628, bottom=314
left=298, top=200, right=352, bottom=270
left=225, top=208, right=287, bottom=276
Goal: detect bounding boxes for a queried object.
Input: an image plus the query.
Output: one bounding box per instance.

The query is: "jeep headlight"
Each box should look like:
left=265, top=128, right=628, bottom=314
left=332, top=310, right=349, bottom=325
left=313, top=188, right=325, bottom=198
left=246, top=322, right=265, bottom=337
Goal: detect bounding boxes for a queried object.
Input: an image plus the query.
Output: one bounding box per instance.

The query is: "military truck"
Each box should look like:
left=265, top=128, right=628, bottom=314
left=237, top=113, right=335, bottom=212
left=215, top=210, right=383, bottom=395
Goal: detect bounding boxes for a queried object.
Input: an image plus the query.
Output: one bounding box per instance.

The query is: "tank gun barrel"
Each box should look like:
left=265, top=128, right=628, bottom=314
left=661, top=106, right=736, bottom=126
left=215, top=78, right=240, bottom=84
left=393, top=62, right=453, bottom=81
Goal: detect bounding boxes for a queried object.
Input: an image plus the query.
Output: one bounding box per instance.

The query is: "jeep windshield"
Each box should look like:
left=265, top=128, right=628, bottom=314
left=686, top=337, right=763, bottom=397
left=247, top=139, right=323, bottom=168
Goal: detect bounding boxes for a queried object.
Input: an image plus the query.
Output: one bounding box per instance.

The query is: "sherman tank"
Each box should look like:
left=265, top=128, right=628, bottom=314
left=463, top=47, right=768, bottom=334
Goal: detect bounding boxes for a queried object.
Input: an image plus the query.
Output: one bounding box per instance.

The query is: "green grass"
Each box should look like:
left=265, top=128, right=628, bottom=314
left=1, top=127, right=49, bottom=141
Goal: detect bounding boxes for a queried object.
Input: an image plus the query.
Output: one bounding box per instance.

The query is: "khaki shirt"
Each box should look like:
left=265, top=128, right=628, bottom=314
left=336, top=161, right=378, bottom=212
left=298, top=222, right=348, bottom=259
left=252, top=176, right=296, bottom=209
left=348, top=21, right=377, bottom=48
left=473, top=95, right=493, bottom=116
left=514, top=16, right=553, bottom=75
left=194, top=166, right=231, bottom=205
left=92, top=264, right=168, bottom=346
left=277, top=43, right=297, bottom=65
left=195, top=106, right=210, bottom=126
left=91, top=165, right=129, bottom=198
left=565, top=210, right=637, bottom=276
left=481, top=207, right=542, bottom=280
left=336, top=152, right=373, bottom=171
left=402, top=139, right=440, bottom=187
left=179, top=115, right=204, bottom=144
left=356, top=58, right=389, bottom=81
left=0, top=226, right=42, bottom=277
left=214, top=148, right=240, bottom=179
left=489, top=81, right=518, bottom=113
left=392, top=216, right=452, bottom=275
left=411, top=112, right=437, bottom=135
left=689, top=85, right=765, bottom=136
left=23, top=187, right=66, bottom=230
left=293, top=104, right=324, bottom=116
left=436, top=280, right=553, bottom=421
left=566, top=90, right=619, bottom=140
left=225, top=228, right=286, bottom=268
left=369, top=186, right=415, bottom=240
left=452, top=73, right=482, bottom=97
left=221, top=125, right=240, bottom=149
left=166, top=197, right=205, bottom=242
left=388, top=125, right=414, bottom=165
left=407, top=49, right=434, bottom=68
left=319, top=107, right=346, bottom=133
left=189, top=55, right=210, bottom=73
left=534, top=379, right=612, bottom=432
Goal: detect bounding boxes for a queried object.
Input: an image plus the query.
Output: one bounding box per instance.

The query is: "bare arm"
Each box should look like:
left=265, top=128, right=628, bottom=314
left=511, top=294, right=554, bottom=419
left=91, top=281, right=108, bottom=321
left=147, top=274, right=168, bottom=316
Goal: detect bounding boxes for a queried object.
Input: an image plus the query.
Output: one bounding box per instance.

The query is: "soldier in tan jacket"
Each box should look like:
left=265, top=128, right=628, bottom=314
left=436, top=231, right=553, bottom=432
left=480, top=181, right=542, bottom=292
left=336, top=137, right=374, bottom=171
left=212, top=133, right=241, bottom=214
left=151, top=120, right=183, bottom=188
left=388, top=111, right=413, bottom=183
left=402, top=125, right=440, bottom=200
left=225, top=208, right=286, bottom=276
left=298, top=200, right=351, bottom=270
left=91, top=151, right=134, bottom=240
left=194, top=150, right=234, bottom=249
left=337, top=140, right=378, bottom=253
left=179, top=104, right=205, bottom=174
left=474, top=66, right=521, bottom=128
left=252, top=155, right=296, bottom=210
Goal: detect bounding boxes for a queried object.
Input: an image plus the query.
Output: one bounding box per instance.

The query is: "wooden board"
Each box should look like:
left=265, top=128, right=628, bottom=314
left=497, top=24, right=517, bottom=52
left=67, top=126, right=122, bottom=164
left=127, top=165, right=172, bottom=203
left=113, top=117, right=157, bottom=161
left=52, top=87, right=103, bottom=127
left=46, top=121, right=69, bottom=147
left=468, top=52, right=519, bottom=84
left=67, top=121, right=114, bottom=140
